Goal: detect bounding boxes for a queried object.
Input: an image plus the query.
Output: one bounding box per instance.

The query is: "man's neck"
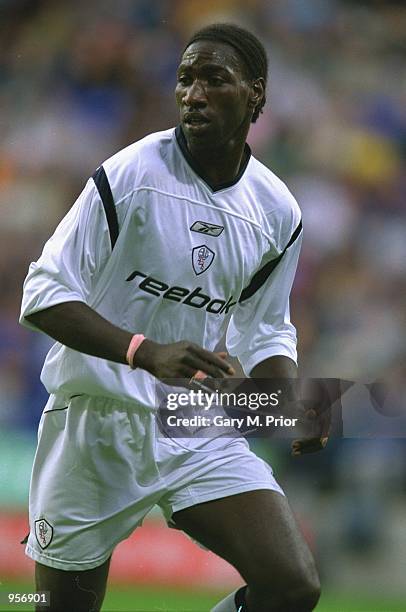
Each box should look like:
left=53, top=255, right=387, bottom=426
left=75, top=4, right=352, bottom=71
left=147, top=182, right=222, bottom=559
left=182, top=130, right=249, bottom=190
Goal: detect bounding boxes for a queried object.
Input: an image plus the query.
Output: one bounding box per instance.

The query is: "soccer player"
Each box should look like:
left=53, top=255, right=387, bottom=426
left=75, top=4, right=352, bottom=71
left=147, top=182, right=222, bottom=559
left=20, top=23, right=321, bottom=612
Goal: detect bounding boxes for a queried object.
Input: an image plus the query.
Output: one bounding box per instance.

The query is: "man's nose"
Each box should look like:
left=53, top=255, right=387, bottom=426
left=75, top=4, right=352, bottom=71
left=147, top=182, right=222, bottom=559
left=183, top=80, right=207, bottom=107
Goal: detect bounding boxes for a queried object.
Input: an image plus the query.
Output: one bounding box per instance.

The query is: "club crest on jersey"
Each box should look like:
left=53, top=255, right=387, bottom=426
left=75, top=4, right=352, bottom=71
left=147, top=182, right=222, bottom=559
left=35, top=519, right=53, bottom=549
left=192, top=245, right=215, bottom=275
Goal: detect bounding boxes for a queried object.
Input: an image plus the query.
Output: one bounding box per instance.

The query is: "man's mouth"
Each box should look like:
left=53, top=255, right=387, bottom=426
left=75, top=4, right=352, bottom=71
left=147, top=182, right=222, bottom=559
left=184, top=113, right=210, bottom=126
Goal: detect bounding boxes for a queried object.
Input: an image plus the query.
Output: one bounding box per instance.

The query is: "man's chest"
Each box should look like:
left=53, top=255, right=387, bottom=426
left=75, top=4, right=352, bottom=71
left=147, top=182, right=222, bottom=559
left=126, top=192, right=265, bottom=299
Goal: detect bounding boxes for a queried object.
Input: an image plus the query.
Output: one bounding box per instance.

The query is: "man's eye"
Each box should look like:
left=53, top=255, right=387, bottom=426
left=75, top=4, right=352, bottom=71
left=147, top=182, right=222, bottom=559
left=177, top=76, right=191, bottom=85
left=208, top=77, right=224, bottom=86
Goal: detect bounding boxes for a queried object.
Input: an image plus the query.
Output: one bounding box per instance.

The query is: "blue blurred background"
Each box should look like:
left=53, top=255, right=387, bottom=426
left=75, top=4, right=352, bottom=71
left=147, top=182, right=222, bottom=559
left=0, top=0, right=405, bottom=606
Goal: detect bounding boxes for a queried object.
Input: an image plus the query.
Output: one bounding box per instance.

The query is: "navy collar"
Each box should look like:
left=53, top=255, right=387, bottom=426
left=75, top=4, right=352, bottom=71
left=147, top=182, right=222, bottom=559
left=175, top=125, right=251, bottom=193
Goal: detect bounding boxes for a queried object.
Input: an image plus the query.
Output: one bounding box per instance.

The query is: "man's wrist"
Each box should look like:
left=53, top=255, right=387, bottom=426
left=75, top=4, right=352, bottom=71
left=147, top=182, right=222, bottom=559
left=132, top=338, right=159, bottom=371
left=126, top=334, right=146, bottom=368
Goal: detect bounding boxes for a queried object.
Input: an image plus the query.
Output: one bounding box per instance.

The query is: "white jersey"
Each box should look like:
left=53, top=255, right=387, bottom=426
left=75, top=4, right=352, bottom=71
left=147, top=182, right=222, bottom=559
left=20, top=127, right=302, bottom=409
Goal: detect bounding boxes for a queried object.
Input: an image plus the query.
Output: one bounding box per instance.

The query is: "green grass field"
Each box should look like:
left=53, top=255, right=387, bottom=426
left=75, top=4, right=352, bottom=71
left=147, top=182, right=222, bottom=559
left=1, top=583, right=406, bottom=612
left=102, top=585, right=406, bottom=611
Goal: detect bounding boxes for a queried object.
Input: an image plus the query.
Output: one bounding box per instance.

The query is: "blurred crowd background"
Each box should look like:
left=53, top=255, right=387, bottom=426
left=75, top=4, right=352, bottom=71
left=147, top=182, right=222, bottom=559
left=1, top=0, right=405, bottom=602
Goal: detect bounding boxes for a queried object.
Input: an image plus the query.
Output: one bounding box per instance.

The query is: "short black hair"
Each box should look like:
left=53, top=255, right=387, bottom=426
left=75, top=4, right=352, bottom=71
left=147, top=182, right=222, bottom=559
left=183, top=23, right=268, bottom=123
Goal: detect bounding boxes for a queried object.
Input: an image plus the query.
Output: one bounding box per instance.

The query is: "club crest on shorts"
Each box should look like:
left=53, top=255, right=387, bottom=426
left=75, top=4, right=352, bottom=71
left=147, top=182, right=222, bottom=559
left=192, top=245, right=215, bottom=275
left=35, top=518, right=53, bottom=549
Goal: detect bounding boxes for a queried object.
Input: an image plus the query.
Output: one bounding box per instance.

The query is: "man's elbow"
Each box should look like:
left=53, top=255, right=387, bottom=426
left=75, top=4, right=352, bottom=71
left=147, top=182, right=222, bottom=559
left=25, top=305, right=60, bottom=331
left=24, top=309, right=48, bottom=330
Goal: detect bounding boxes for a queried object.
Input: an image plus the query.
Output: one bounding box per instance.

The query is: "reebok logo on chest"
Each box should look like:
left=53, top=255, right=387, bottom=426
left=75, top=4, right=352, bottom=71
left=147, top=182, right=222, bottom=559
left=126, top=270, right=236, bottom=315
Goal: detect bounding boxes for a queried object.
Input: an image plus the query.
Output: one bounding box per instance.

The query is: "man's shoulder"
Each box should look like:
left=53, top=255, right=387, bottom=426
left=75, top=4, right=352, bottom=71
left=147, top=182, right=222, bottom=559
left=105, top=128, right=174, bottom=166
left=100, top=128, right=175, bottom=200
left=248, top=156, right=301, bottom=233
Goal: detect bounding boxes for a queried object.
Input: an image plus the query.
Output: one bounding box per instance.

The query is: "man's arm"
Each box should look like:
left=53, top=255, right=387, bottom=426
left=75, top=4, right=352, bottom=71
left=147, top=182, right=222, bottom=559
left=26, top=301, right=234, bottom=380
left=26, top=302, right=132, bottom=364
left=250, top=355, right=297, bottom=379
left=250, top=355, right=330, bottom=455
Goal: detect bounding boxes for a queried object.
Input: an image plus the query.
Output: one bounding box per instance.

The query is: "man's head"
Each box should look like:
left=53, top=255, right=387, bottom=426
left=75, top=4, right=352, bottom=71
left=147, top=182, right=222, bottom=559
left=175, top=23, right=268, bottom=147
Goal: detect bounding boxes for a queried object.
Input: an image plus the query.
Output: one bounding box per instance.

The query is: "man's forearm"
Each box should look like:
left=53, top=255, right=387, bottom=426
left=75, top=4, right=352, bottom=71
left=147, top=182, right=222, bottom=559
left=25, top=302, right=234, bottom=379
left=250, top=355, right=297, bottom=379
left=26, top=301, right=133, bottom=364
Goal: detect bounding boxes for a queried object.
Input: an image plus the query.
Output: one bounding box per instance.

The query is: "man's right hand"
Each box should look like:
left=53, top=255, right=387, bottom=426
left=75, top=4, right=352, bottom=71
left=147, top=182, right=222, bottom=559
left=134, top=339, right=235, bottom=380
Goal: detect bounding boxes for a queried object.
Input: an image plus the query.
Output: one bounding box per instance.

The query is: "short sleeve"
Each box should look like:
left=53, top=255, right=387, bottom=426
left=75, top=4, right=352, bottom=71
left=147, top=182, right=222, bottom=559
left=20, top=178, right=111, bottom=331
left=226, top=223, right=302, bottom=376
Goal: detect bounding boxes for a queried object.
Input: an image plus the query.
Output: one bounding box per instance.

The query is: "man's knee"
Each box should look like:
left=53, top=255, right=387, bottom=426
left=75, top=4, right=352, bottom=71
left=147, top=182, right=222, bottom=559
left=284, top=573, right=321, bottom=611
left=248, top=563, right=321, bottom=611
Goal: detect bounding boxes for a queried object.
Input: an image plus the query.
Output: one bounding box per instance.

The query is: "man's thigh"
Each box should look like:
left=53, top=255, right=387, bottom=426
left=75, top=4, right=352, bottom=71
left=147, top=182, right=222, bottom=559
left=172, top=489, right=318, bottom=592
left=158, top=437, right=284, bottom=522
left=35, top=557, right=111, bottom=612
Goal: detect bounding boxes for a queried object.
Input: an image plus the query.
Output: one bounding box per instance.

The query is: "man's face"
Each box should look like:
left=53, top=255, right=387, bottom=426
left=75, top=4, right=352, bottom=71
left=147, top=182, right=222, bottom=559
left=175, top=40, right=253, bottom=148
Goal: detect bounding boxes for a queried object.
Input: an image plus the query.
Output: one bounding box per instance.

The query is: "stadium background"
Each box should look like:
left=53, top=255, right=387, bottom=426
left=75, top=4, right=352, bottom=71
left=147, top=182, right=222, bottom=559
left=0, top=0, right=405, bottom=610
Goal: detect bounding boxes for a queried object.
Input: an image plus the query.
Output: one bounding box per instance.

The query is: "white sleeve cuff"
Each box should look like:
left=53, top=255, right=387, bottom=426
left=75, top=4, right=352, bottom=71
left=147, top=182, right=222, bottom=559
left=238, top=342, right=298, bottom=377
left=20, top=292, right=87, bottom=332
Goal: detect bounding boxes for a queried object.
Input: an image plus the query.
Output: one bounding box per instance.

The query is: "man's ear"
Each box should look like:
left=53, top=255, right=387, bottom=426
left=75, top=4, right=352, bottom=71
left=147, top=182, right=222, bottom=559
left=248, top=77, right=265, bottom=109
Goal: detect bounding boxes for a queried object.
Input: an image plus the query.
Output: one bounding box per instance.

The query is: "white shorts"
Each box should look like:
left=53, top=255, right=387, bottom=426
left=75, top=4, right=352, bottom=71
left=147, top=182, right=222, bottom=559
left=26, top=394, right=284, bottom=571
